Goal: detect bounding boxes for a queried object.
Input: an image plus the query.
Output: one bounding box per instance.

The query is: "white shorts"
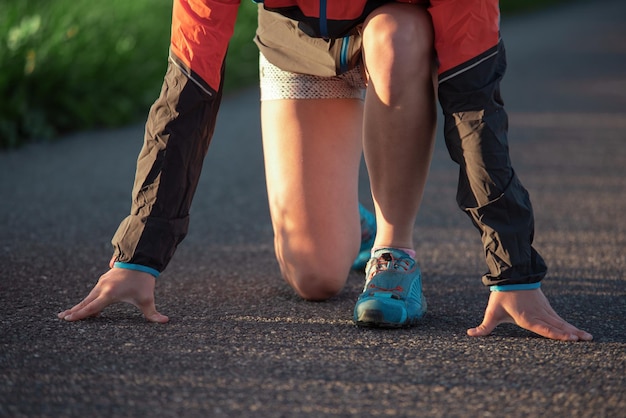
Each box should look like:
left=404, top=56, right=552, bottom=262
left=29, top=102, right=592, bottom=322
left=259, top=53, right=366, bottom=101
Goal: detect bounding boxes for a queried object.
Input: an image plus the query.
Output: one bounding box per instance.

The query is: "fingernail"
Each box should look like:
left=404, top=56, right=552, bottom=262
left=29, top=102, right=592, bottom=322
left=64, top=314, right=72, bottom=321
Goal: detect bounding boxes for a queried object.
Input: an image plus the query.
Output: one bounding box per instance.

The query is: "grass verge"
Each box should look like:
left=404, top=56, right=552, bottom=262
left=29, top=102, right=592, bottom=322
left=1, top=0, right=571, bottom=148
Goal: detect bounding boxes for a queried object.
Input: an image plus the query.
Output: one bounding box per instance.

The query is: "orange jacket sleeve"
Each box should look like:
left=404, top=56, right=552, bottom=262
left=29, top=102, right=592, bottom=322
left=428, top=0, right=500, bottom=75
left=170, top=0, right=240, bottom=92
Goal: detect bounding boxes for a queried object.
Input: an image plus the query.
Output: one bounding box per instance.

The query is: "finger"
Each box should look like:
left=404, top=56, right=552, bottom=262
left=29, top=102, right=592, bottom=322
left=467, top=307, right=510, bottom=337
left=134, top=299, right=169, bottom=324
left=576, top=330, right=593, bottom=341
left=144, top=310, right=169, bottom=324
left=57, top=289, right=101, bottom=319
left=522, top=318, right=580, bottom=341
left=467, top=296, right=512, bottom=337
left=540, top=312, right=593, bottom=341
left=521, top=315, right=593, bottom=342
left=512, top=299, right=587, bottom=341
left=467, top=319, right=499, bottom=337
left=62, top=297, right=108, bottom=321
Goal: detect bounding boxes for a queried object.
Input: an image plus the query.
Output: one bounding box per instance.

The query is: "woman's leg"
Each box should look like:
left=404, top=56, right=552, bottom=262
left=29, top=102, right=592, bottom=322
left=353, top=3, right=438, bottom=327
left=361, top=3, right=437, bottom=249
left=262, top=97, right=364, bottom=300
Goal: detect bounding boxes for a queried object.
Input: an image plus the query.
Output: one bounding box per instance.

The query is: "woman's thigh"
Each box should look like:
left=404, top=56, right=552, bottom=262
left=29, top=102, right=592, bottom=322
left=261, top=96, right=363, bottom=266
left=259, top=52, right=366, bottom=298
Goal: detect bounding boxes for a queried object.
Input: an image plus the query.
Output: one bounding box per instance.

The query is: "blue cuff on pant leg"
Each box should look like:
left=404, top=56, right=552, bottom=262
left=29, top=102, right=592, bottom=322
left=489, top=282, right=541, bottom=292
left=113, top=262, right=160, bottom=278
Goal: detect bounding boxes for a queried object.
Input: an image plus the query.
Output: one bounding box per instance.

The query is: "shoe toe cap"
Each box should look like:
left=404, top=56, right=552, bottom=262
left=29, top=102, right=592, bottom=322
left=353, top=297, right=408, bottom=326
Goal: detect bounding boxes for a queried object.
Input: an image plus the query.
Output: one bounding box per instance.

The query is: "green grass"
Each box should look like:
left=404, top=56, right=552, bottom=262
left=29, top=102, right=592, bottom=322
left=1, top=0, right=571, bottom=149
left=1, top=1, right=170, bottom=147
left=0, top=0, right=258, bottom=149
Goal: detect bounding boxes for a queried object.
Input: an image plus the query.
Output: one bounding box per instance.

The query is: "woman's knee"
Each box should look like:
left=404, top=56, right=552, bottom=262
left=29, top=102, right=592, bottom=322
left=286, top=270, right=347, bottom=301
left=273, top=236, right=355, bottom=300
left=363, top=4, right=434, bottom=64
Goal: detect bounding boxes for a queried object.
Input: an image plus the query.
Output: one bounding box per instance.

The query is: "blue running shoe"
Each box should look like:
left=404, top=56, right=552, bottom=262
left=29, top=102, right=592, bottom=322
left=353, top=248, right=426, bottom=328
left=351, top=204, right=376, bottom=271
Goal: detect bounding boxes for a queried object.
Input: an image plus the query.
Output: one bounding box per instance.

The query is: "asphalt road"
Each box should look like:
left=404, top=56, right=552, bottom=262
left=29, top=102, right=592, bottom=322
left=1, top=1, right=625, bottom=417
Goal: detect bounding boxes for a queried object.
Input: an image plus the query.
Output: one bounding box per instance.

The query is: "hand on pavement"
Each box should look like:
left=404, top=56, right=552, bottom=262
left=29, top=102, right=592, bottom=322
left=57, top=264, right=169, bottom=324
left=467, top=288, right=592, bottom=341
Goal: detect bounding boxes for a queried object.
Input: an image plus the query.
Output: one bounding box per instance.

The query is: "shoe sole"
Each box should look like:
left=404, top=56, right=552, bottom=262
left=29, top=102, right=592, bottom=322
left=354, top=310, right=424, bottom=328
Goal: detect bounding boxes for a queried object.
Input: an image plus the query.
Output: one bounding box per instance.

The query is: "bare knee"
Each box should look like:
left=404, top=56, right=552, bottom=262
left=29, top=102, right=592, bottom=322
left=274, top=238, right=355, bottom=301
left=278, top=253, right=351, bottom=300
left=363, top=4, right=435, bottom=77
left=287, top=270, right=346, bottom=301
left=364, top=4, right=433, bottom=51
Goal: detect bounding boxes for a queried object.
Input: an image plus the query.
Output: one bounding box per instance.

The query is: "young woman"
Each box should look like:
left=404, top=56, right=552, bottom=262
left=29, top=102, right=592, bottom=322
left=58, top=0, right=592, bottom=341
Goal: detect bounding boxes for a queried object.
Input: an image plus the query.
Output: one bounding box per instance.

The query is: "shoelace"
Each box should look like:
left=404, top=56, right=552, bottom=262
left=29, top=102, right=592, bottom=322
left=363, top=253, right=413, bottom=298
left=373, top=252, right=412, bottom=273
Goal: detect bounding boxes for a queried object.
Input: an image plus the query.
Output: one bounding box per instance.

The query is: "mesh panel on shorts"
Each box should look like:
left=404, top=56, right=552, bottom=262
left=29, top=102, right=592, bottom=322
left=259, top=54, right=366, bottom=101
